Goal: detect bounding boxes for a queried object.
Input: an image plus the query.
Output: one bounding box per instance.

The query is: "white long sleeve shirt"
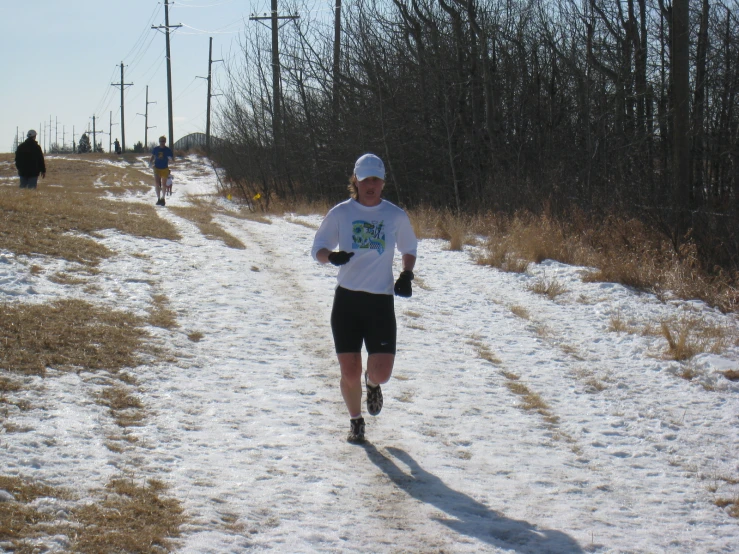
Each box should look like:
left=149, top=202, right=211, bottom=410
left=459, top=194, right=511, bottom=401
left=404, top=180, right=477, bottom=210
left=312, top=199, right=418, bottom=295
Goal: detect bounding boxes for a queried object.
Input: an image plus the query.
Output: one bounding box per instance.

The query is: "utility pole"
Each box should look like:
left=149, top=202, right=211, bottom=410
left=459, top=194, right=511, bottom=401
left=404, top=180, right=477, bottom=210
left=110, top=112, right=120, bottom=153
left=55, top=117, right=58, bottom=153
left=91, top=115, right=101, bottom=153
left=196, top=37, right=223, bottom=153
left=152, top=0, right=181, bottom=148
left=49, top=115, right=52, bottom=152
left=138, top=85, right=157, bottom=148
left=72, top=126, right=76, bottom=153
left=63, top=126, right=65, bottom=151
left=109, top=111, right=118, bottom=153
left=111, top=62, right=133, bottom=152
left=250, top=1, right=299, bottom=151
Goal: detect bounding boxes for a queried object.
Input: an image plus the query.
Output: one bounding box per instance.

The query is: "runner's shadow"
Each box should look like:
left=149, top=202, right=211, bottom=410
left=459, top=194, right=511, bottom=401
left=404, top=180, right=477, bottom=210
left=364, top=444, right=584, bottom=553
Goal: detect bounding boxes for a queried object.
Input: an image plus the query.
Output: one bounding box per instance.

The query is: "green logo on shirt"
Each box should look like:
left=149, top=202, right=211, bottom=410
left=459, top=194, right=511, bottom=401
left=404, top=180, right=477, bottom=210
left=352, top=220, right=385, bottom=255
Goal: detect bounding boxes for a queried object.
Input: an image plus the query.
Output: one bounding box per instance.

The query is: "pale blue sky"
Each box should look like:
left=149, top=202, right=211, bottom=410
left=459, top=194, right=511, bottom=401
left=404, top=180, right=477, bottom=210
left=1, top=0, right=331, bottom=153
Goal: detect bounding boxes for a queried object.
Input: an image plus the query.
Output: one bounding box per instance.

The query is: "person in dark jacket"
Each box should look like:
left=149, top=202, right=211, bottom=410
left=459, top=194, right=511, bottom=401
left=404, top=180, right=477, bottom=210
left=15, top=130, right=46, bottom=189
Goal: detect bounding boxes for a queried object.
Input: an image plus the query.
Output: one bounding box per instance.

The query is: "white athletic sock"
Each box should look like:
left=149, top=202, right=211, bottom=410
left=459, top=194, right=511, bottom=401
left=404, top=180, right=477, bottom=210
left=366, top=376, right=379, bottom=388
left=350, top=414, right=363, bottom=420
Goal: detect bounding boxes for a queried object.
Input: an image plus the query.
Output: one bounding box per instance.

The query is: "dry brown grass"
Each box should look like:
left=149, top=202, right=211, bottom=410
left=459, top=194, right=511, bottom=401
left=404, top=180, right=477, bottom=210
left=477, top=211, right=585, bottom=269
left=169, top=203, right=246, bottom=250
left=510, top=305, right=530, bottom=319
left=0, top=156, right=180, bottom=266
left=723, top=370, right=739, bottom=381
left=655, top=316, right=734, bottom=361
left=406, top=206, right=494, bottom=241
left=466, top=208, right=739, bottom=313
left=660, top=322, right=698, bottom=361
left=0, top=475, right=73, bottom=548
left=715, top=496, right=739, bottom=518
left=71, top=478, right=185, bottom=553
left=0, top=375, right=22, bottom=393
left=97, top=385, right=146, bottom=428
left=501, top=371, right=560, bottom=425
left=468, top=336, right=502, bottom=365
left=608, top=311, right=633, bottom=333
left=149, top=293, right=179, bottom=329
left=528, top=277, right=569, bottom=299
left=0, top=299, right=149, bottom=376
left=477, top=244, right=531, bottom=273
left=0, top=155, right=189, bottom=550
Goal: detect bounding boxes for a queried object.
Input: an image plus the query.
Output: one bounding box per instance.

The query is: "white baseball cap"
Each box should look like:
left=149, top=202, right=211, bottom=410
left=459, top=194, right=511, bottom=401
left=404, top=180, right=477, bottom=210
left=354, top=153, right=385, bottom=181
left=27, top=129, right=37, bottom=138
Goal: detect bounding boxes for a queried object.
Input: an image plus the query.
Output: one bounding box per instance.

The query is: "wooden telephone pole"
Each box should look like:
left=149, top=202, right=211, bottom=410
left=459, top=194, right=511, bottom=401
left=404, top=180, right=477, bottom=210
left=152, top=0, right=181, bottom=147
left=137, top=85, right=157, bottom=148
left=196, top=37, right=223, bottom=153
left=250, top=1, right=299, bottom=151
left=111, top=63, right=133, bottom=152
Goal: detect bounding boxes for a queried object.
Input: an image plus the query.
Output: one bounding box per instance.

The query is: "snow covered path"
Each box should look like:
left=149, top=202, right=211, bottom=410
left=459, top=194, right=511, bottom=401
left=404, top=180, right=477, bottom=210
left=2, top=156, right=738, bottom=552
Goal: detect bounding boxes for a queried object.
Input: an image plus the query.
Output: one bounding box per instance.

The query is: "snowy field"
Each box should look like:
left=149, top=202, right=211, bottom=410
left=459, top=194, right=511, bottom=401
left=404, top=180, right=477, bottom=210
left=2, top=155, right=739, bottom=552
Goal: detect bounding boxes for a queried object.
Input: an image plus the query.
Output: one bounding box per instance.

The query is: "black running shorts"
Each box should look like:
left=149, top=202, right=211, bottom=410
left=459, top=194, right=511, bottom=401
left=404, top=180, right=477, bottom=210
left=331, top=286, right=396, bottom=355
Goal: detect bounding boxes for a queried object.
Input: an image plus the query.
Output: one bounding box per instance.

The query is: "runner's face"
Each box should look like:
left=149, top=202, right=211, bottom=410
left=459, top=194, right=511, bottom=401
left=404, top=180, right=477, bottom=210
left=356, top=176, right=384, bottom=207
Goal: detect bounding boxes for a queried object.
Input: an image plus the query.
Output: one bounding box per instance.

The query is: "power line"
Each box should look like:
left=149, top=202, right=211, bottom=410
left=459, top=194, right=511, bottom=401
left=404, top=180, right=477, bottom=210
left=179, top=22, right=243, bottom=35
left=172, top=0, right=236, bottom=8
left=122, top=3, right=162, bottom=62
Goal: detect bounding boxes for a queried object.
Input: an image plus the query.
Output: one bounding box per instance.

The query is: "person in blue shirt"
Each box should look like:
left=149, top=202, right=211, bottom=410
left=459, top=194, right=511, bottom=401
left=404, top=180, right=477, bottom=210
left=149, top=136, right=174, bottom=206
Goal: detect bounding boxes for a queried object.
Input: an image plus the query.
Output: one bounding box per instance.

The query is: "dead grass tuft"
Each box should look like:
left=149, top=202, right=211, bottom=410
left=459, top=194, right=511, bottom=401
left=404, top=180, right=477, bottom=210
left=437, top=211, right=471, bottom=251
left=71, top=478, right=186, bottom=553
left=657, top=316, right=733, bottom=361
left=169, top=203, right=246, bottom=249
left=97, top=385, right=146, bottom=427
left=723, top=370, right=739, bottom=381
left=660, top=322, right=697, bottom=361
left=715, top=497, right=739, bottom=518
left=528, top=277, right=569, bottom=299
left=48, top=271, right=88, bottom=286
left=501, top=371, right=559, bottom=424
left=0, top=375, right=22, bottom=393
left=467, top=336, right=501, bottom=365
left=609, top=311, right=630, bottom=333
left=187, top=331, right=204, bottom=342
left=510, top=305, right=530, bottom=319
left=0, top=475, right=73, bottom=547
left=476, top=241, right=530, bottom=273
left=149, top=294, right=179, bottom=329
left=0, top=299, right=149, bottom=376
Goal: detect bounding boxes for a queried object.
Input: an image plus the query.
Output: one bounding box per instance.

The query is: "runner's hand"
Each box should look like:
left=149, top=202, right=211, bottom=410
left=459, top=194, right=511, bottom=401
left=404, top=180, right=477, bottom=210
left=328, top=251, right=354, bottom=266
left=394, top=270, right=414, bottom=297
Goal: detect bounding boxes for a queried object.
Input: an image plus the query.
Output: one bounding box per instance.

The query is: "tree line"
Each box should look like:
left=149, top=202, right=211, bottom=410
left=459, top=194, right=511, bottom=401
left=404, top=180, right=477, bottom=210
left=213, top=0, right=739, bottom=269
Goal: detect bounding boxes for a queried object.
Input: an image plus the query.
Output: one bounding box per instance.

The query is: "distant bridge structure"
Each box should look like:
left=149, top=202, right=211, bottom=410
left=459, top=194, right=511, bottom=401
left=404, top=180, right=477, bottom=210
left=172, top=132, right=223, bottom=152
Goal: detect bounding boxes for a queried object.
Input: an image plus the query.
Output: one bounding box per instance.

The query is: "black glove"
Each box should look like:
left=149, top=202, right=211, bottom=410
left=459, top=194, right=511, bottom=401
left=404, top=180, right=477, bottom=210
left=394, top=270, right=414, bottom=297
left=328, top=251, right=354, bottom=266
